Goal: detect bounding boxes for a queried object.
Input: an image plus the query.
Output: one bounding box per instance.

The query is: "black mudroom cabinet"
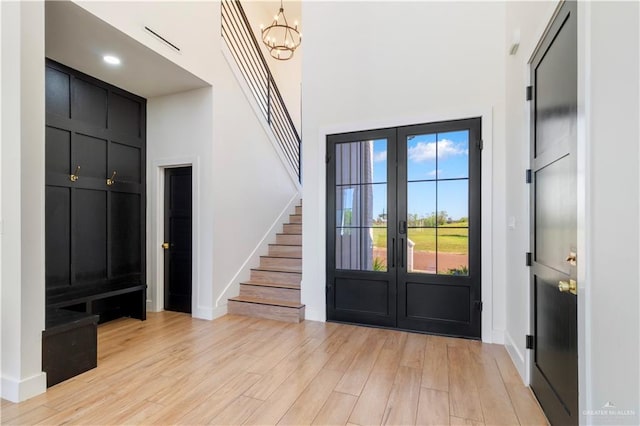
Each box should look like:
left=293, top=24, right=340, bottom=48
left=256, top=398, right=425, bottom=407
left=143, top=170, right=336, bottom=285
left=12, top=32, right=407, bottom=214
left=43, top=59, right=147, bottom=386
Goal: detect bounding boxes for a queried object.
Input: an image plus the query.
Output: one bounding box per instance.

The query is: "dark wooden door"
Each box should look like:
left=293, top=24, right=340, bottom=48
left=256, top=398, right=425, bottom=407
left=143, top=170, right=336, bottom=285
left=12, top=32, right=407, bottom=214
left=164, top=167, right=193, bottom=313
left=529, top=2, right=578, bottom=425
left=326, top=119, right=482, bottom=338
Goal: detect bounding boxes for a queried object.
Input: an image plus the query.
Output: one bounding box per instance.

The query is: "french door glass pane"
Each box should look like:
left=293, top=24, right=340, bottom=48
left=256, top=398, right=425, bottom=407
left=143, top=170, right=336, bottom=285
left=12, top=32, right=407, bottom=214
left=437, top=227, right=469, bottom=275
left=335, top=139, right=387, bottom=271
left=437, top=180, right=469, bottom=223
left=407, top=182, right=436, bottom=226
left=407, top=228, right=436, bottom=273
left=407, top=133, right=437, bottom=181
left=436, top=130, right=469, bottom=179
left=406, top=131, right=470, bottom=276
left=335, top=184, right=387, bottom=227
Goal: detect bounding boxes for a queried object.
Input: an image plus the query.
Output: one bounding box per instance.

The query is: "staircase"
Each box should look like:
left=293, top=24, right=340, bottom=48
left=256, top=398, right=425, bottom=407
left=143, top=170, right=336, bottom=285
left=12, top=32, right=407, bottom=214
left=227, top=202, right=304, bottom=323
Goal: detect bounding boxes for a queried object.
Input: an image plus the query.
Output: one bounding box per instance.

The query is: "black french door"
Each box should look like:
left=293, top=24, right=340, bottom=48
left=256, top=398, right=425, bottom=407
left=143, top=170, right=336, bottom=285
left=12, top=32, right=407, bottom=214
left=326, top=118, right=482, bottom=338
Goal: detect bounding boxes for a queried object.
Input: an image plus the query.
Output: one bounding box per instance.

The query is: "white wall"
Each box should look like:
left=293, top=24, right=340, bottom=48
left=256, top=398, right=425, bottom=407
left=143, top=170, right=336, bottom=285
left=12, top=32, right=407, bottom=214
left=504, top=0, right=558, bottom=380
left=74, top=0, right=300, bottom=318
left=582, top=2, right=639, bottom=423
left=0, top=1, right=47, bottom=402
left=301, top=1, right=508, bottom=341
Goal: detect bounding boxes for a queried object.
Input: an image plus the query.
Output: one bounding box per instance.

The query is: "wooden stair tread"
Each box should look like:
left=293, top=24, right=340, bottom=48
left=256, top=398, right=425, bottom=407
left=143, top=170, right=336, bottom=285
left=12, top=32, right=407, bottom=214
left=269, top=243, right=302, bottom=247
left=261, top=255, right=302, bottom=260
left=276, top=233, right=302, bottom=236
left=252, top=266, right=302, bottom=273
left=229, top=296, right=304, bottom=309
left=241, top=280, right=300, bottom=290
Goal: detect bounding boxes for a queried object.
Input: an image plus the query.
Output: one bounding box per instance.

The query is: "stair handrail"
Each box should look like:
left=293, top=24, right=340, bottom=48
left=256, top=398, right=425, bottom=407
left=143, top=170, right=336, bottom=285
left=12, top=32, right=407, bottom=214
left=221, top=0, right=302, bottom=183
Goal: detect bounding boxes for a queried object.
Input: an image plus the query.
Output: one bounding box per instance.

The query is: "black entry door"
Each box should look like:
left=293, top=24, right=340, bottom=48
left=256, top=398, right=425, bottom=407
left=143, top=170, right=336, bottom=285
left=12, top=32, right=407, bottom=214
left=164, top=167, right=193, bottom=313
left=326, top=119, right=482, bottom=338
left=529, top=2, right=578, bottom=425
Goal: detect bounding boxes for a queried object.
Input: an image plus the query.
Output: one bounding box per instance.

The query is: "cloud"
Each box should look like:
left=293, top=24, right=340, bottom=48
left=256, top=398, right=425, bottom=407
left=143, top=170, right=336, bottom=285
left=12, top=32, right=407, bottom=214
left=373, top=150, right=387, bottom=163
left=428, top=169, right=442, bottom=177
left=408, top=139, right=467, bottom=163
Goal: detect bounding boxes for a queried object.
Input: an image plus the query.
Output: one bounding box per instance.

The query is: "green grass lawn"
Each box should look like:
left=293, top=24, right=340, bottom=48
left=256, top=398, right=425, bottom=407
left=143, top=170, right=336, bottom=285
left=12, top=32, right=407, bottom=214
left=372, top=223, right=468, bottom=254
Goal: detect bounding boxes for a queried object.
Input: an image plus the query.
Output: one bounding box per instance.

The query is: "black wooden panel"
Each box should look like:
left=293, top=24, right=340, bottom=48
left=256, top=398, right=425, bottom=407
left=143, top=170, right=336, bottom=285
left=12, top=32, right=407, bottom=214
left=110, top=142, right=141, bottom=184
left=45, top=127, right=70, bottom=176
left=74, top=133, right=107, bottom=179
left=406, top=282, right=470, bottom=323
left=72, top=78, right=107, bottom=128
left=46, top=187, right=71, bottom=288
left=535, top=156, right=574, bottom=274
left=170, top=174, right=192, bottom=212
left=109, top=92, right=141, bottom=137
left=74, top=189, right=107, bottom=284
left=334, top=278, right=389, bottom=315
left=535, top=11, right=577, bottom=158
left=45, top=67, right=70, bottom=118
left=110, top=192, right=141, bottom=277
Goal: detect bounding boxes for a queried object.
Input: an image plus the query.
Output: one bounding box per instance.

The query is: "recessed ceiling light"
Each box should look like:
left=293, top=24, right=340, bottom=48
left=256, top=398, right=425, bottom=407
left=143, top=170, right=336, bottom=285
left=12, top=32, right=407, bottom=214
left=103, top=55, right=121, bottom=65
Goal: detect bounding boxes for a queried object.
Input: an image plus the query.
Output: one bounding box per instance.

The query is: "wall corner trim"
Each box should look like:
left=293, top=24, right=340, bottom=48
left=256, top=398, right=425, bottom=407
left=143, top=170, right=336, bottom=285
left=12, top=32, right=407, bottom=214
left=1, top=372, right=47, bottom=403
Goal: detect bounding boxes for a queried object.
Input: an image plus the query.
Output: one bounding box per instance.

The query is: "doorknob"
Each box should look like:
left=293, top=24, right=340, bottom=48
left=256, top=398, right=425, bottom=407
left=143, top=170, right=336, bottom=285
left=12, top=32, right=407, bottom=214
left=558, top=279, right=577, bottom=295
left=162, top=242, right=170, bottom=250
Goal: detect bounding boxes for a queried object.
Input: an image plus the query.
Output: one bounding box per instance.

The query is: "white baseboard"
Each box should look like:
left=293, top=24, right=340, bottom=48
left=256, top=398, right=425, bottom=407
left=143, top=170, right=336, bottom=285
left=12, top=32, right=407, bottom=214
left=505, top=330, right=526, bottom=382
left=491, top=328, right=505, bottom=344
left=304, top=306, right=326, bottom=322
left=1, top=372, right=47, bottom=403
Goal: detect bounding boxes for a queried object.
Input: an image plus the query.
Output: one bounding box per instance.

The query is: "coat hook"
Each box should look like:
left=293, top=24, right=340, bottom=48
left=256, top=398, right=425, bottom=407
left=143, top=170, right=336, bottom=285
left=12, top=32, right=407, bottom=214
left=69, top=165, right=81, bottom=182
left=106, top=170, right=117, bottom=186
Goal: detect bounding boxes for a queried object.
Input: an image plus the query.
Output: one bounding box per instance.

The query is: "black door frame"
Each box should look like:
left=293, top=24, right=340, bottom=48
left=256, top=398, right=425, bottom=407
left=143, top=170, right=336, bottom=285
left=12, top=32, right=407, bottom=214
left=326, top=118, right=482, bottom=338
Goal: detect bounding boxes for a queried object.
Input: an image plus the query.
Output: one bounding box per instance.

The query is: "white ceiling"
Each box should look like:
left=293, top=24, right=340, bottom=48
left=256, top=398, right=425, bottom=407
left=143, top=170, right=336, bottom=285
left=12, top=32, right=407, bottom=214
left=45, top=1, right=209, bottom=99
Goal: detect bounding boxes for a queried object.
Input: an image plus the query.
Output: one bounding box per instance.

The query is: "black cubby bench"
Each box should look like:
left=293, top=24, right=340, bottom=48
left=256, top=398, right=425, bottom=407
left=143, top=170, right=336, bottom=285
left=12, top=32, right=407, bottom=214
left=43, top=283, right=146, bottom=387
left=46, top=282, right=147, bottom=323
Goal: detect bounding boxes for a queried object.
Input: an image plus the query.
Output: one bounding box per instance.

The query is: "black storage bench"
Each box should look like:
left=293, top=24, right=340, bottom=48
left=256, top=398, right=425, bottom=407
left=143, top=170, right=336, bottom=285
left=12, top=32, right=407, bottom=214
left=46, top=282, right=147, bottom=324
left=43, top=308, right=99, bottom=387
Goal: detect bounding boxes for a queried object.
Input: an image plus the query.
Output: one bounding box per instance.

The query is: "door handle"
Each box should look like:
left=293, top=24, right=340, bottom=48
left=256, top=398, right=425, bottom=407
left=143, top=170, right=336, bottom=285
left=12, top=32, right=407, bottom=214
left=162, top=242, right=170, bottom=250
left=399, top=221, right=407, bottom=235
left=391, top=238, right=395, bottom=268
left=400, top=238, right=405, bottom=268
left=558, top=279, right=577, bottom=295
left=69, top=165, right=81, bottom=182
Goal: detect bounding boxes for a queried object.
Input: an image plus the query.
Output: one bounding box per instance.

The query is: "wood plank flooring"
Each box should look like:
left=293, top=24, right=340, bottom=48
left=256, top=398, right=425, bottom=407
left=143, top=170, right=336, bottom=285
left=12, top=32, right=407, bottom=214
left=1, top=312, right=548, bottom=425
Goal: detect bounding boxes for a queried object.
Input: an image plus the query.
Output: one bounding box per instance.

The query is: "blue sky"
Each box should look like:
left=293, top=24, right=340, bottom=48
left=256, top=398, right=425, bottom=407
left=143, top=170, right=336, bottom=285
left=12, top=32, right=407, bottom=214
left=370, top=130, right=469, bottom=222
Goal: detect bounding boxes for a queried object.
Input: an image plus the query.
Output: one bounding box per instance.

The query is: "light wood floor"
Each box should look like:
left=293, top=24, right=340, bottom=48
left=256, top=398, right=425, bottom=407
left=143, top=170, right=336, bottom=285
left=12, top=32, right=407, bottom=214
left=1, top=312, right=548, bottom=425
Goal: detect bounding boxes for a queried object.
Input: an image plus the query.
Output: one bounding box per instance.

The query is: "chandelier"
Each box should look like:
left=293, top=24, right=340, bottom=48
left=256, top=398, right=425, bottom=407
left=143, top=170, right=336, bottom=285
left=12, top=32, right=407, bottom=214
left=260, top=1, right=301, bottom=61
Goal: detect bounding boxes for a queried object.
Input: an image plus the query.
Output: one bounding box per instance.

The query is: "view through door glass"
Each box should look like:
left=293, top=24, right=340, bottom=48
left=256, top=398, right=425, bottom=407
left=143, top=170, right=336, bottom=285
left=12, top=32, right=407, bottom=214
left=406, top=130, right=470, bottom=275
left=327, top=119, right=481, bottom=338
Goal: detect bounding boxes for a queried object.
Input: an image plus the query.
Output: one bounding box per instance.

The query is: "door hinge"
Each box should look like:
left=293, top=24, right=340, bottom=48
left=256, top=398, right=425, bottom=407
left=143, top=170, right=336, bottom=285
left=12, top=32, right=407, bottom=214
left=526, top=85, right=533, bottom=101
left=526, top=252, right=532, bottom=266
left=525, top=169, right=532, bottom=184
left=475, top=301, right=483, bottom=312
left=526, top=334, right=535, bottom=349
left=325, top=154, right=331, bottom=164
left=477, top=139, right=484, bottom=150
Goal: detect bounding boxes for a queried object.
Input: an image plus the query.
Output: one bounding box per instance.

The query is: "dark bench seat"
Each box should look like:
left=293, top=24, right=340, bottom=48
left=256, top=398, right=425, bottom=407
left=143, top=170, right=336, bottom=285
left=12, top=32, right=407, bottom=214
left=46, top=282, right=147, bottom=323
left=43, top=308, right=99, bottom=387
